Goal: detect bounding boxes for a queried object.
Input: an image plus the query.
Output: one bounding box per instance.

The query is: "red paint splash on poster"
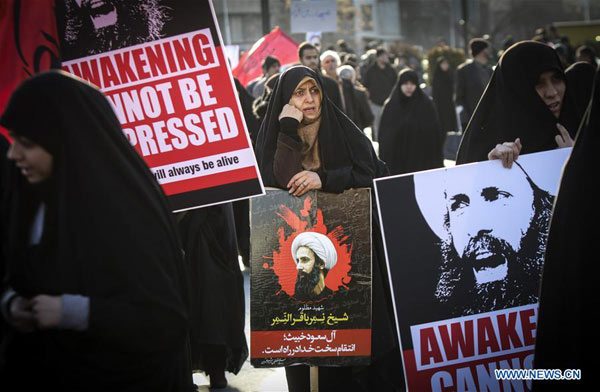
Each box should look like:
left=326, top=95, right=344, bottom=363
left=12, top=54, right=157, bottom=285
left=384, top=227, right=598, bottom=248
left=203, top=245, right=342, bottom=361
left=262, top=195, right=352, bottom=301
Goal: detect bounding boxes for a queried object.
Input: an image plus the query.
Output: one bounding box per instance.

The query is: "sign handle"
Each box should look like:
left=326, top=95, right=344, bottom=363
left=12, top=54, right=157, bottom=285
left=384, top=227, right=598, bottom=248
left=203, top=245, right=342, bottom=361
left=310, top=366, right=319, bottom=392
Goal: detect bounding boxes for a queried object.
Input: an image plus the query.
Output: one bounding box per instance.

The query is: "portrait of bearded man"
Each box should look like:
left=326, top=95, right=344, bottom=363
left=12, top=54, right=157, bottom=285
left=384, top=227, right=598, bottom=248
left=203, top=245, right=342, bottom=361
left=414, top=158, right=556, bottom=317
left=61, top=0, right=170, bottom=58
left=291, top=232, right=338, bottom=302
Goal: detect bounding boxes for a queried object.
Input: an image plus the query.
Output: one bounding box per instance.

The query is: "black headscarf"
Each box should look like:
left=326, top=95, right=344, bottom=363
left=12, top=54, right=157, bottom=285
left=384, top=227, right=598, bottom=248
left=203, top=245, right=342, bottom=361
left=0, top=71, right=191, bottom=390
left=255, top=65, right=386, bottom=193
left=234, top=77, right=260, bottom=144
left=456, top=41, right=580, bottom=164
left=565, top=61, right=596, bottom=121
left=379, top=69, right=443, bottom=175
left=533, top=64, right=600, bottom=391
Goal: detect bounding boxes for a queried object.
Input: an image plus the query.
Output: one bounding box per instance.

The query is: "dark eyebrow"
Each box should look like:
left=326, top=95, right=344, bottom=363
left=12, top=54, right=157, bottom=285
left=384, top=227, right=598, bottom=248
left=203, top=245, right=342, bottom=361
left=481, top=186, right=513, bottom=201
left=449, top=194, right=469, bottom=203
left=449, top=193, right=469, bottom=211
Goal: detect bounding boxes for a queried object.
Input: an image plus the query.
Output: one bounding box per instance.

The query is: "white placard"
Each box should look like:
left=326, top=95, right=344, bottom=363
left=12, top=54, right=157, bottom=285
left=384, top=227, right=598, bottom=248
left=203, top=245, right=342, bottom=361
left=223, top=45, right=239, bottom=69
left=291, top=0, right=337, bottom=33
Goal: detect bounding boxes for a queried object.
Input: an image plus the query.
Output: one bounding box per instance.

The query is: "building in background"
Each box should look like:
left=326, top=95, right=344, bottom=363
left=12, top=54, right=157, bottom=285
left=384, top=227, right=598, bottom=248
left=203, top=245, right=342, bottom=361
left=213, top=0, right=599, bottom=55
left=213, top=0, right=401, bottom=53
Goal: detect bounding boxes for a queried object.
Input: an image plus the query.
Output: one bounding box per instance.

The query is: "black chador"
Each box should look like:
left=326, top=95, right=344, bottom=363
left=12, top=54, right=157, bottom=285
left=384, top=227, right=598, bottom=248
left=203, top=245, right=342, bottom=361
left=432, top=57, right=458, bottom=135
left=533, top=65, right=599, bottom=392
left=379, top=69, right=443, bottom=175
left=0, top=71, right=193, bottom=391
left=176, top=204, right=248, bottom=385
left=456, top=41, right=580, bottom=164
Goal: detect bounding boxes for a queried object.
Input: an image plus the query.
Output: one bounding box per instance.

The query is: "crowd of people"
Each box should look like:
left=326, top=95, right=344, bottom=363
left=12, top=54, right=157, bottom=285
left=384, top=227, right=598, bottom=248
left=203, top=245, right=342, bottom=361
left=243, top=32, right=597, bottom=169
left=0, top=20, right=598, bottom=392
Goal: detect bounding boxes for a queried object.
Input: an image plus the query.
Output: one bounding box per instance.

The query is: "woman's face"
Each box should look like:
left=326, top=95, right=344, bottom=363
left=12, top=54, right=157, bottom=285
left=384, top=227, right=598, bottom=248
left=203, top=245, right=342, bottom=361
left=401, top=81, right=417, bottom=97
left=7, top=133, right=53, bottom=183
left=440, top=60, right=450, bottom=71
left=535, top=70, right=566, bottom=118
left=290, top=79, right=322, bottom=121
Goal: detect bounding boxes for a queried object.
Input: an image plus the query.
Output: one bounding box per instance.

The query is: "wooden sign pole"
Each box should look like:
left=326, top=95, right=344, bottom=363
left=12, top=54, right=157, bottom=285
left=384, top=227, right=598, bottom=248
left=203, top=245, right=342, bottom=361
left=309, top=366, right=319, bottom=392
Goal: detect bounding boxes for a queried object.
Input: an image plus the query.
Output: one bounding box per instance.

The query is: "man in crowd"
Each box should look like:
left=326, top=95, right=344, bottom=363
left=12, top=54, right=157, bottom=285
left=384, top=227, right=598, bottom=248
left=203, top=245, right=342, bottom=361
left=361, top=48, right=397, bottom=141
left=320, top=50, right=341, bottom=81
left=576, top=45, right=598, bottom=65
left=298, top=42, right=343, bottom=110
left=337, top=39, right=355, bottom=56
left=455, top=38, right=493, bottom=130
left=320, top=50, right=346, bottom=112
left=338, top=65, right=374, bottom=131
left=246, top=55, right=280, bottom=98
left=291, top=232, right=338, bottom=301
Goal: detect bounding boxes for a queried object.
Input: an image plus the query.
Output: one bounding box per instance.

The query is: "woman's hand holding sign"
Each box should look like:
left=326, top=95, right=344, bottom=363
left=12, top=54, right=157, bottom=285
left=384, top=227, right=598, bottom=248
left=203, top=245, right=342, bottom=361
left=287, top=171, right=322, bottom=196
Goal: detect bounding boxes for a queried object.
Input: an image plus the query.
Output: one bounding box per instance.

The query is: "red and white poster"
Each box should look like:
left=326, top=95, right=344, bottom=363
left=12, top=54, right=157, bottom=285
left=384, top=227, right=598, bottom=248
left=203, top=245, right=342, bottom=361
left=374, top=149, right=571, bottom=391
left=58, top=0, right=264, bottom=211
left=250, top=189, right=372, bottom=367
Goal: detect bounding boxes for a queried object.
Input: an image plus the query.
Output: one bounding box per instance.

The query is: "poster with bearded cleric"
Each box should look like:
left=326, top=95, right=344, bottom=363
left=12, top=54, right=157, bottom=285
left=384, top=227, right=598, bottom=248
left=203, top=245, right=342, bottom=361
left=57, top=0, right=263, bottom=211
left=374, top=148, right=571, bottom=391
left=250, top=188, right=372, bottom=367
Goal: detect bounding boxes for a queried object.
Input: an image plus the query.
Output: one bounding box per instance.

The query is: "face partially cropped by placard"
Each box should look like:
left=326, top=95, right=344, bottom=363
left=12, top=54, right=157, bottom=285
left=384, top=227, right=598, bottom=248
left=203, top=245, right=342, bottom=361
left=64, top=0, right=169, bottom=56
left=74, top=0, right=119, bottom=29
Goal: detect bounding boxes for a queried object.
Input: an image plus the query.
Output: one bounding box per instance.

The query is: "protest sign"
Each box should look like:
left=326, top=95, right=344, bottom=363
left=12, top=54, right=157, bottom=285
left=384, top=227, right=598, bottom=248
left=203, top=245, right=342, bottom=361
left=250, top=188, right=372, bottom=367
left=306, top=32, right=322, bottom=48
left=1, top=0, right=59, bottom=139
left=374, top=149, right=570, bottom=391
left=59, top=0, right=263, bottom=211
left=290, top=0, right=337, bottom=33
left=223, top=45, right=240, bottom=69
left=232, top=26, right=299, bottom=87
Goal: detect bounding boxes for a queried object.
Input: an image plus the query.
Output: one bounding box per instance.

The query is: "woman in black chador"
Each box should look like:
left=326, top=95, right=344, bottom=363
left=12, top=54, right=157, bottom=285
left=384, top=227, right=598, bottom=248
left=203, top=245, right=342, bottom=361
left=0, top=71, right=194, bottom=392
left=565, top=61, right=596, bottom=120
left=456, top=41, right=580, bottom=167
left=176, top=204, right=248, bottom=389
left=232, top=77, right=260, bottom=268
left=255, top=65, right=403, bottom=392
left=432, top=56, right=458, bottom=137
left=533, top=62, right=599, bottom=392
left=378, top=69, right=443, bottom=175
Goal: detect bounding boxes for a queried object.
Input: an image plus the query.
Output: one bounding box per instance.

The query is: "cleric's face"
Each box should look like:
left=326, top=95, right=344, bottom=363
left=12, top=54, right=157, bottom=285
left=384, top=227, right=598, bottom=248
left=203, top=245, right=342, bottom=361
left=295, top=246, right=316, bottom=274
left=445, top=169, right=535, bottom=284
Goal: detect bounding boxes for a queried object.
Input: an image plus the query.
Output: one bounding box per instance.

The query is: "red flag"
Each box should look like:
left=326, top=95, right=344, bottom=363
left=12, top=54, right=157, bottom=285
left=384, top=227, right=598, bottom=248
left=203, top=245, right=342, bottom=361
left=232, top=26, right=299, bottom=87
left=0, top=0, right=59, bottom=139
